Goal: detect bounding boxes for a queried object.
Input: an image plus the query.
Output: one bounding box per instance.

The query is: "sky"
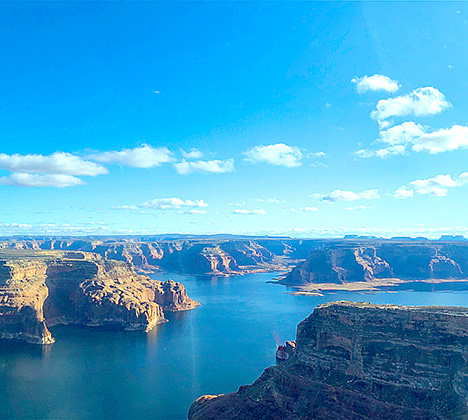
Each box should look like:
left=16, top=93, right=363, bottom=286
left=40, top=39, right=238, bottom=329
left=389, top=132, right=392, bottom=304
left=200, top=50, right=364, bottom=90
left=1, top=1, right=468, bottom=238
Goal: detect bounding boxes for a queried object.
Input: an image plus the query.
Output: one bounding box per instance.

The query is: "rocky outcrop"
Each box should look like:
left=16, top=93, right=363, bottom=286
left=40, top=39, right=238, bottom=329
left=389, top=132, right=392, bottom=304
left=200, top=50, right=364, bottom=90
left=0, top=250, right=198, bottom=344
left=283, top=242, right=468, bottom=286
left=189, top=301, right=468, bottom=420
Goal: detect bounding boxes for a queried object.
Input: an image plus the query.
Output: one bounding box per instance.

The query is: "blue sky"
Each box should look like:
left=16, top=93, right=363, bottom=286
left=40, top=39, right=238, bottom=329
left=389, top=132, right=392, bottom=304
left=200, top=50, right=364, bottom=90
left=1, top=1, right=468, bottom=238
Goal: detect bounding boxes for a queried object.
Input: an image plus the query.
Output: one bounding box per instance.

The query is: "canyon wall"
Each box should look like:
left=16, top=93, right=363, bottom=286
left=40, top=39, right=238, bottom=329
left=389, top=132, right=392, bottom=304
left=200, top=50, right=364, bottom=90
left=189, top=301, right=468, bottom=420
left=0, top=250, right=198, bottom=344
left=282, top=241, right=468, bottom=286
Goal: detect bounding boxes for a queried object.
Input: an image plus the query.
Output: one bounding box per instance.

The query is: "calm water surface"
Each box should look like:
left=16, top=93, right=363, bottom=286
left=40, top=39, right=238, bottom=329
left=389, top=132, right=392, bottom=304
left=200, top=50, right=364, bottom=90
left=1, top=272, right=468, bottom=419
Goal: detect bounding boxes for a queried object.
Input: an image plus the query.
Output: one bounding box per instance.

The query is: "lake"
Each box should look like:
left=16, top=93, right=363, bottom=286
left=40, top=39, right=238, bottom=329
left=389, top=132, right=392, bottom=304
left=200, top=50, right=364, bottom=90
left=1, top=272, right=468, bottom=420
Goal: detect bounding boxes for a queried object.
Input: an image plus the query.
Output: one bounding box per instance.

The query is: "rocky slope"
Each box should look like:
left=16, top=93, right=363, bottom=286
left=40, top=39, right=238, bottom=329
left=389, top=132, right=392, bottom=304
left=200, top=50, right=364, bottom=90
left=0, top=250, right=198, bottom=344
left=283, top=241, right=468, bottom=287
left=189, top=301, right=468, bottom=420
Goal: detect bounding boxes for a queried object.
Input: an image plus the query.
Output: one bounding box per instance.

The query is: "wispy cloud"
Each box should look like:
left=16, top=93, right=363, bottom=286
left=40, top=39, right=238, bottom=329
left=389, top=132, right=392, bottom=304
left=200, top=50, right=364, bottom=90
left=116, top=197, right=208, bottom=211
left=371, top=87, right=450, bottom=128
left=394, top=173, right=468, bottom=198
left=314, top=189, right=380, bottom=202
left=233, top=208, right=266, bottom=215
left=181, top=149, right=203, bottom=160
left=289, top=206, right=318, bottom=212
left=244, top=143, right=302, bottom=168
left=90, top=145, right=174, bottom=168
left=252, top=198, right=282, bottom=204
left=174, top=159, right=235, bottom=174
left=345, top=205, right=371, bottom=211
left=352, top=74, right=400, bottom=94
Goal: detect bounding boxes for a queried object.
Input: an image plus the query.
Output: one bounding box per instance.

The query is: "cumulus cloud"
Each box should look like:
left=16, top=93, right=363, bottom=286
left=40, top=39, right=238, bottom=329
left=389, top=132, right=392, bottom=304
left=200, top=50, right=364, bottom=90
left=233, top=208, right=266, bottom=215
left=181, top=149, right=203, bottom=160
left=0, top=173, right=84, bottom=187
left=378, top=121, right=426, bottom=145
left=394, top=173, right=468, bottom=198
left=371, top=87, right=450, bottom=127
left=174, top=159, right=235, bottom=175
left=352, top=74, right=400, bottom=94
left=0, top=152, right=107, bottom=176
left=90, top=145, right=174, bottom=168
left=356, top=122, right=468, bottom=158
left=315, top=189, right=380, bottom=202
left=412, top=125, right=468, bottom=154
left=244, top=143, right=302, bottom=168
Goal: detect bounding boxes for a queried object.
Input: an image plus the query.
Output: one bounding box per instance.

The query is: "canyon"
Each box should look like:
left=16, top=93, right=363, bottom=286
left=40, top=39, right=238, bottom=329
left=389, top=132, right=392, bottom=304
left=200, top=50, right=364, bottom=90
left=0, top=250, right=198, bottom=344
left=189, top=301, right=468, bottom=420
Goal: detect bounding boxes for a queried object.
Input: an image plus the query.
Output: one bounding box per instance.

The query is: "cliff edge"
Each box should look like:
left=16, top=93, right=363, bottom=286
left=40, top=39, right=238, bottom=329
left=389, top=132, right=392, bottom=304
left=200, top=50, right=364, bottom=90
left=189, top=301, right=468, bottom=420
left=0, top=250, right=198, bottom=344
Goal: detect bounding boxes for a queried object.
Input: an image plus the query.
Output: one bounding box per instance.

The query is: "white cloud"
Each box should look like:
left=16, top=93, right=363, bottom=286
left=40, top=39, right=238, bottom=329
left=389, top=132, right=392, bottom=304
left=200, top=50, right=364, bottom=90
left=0, top=173, right=84, bottom=188
left=315, top=189, right=380, bottom=202
left=186, top=209, right=207, bottom=215
left=0, top=152, right=107, bottom=176
left=356, top=122, right=468, bottom=159
left=290, top=206, right=318, bottom=212
left=174, top=159, right=235, bottom=174
left=244, top=143, right=302, bottom=167
left=371, top=87, right=450, bottom=127
left=308, top=151, right=326, bottom=158
left=378, top=121, right=426, bottom=145
left=352, top=74, right=400, bottom=94
left=253, top=198, right=282, bottom=204
left=141, top=198, right=208, bottom=210
left=90, top=145, right=174, bottom=168
left=355, top=145, right=406, bottom=159
left=394, top=186, right=414, bottom=199
left=345, top=205, right=371, bottom=211
left=412, top=125, right=468, bottom=154
left=181, top=149, right=203, bottom=160
left=394, top=173, right=468, bottom=198
left=233, top=208, right=266, bottom=215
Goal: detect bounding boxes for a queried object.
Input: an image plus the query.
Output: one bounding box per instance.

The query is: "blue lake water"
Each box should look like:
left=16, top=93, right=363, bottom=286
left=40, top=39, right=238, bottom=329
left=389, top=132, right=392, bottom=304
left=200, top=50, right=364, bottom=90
left=1, top=272, right=468, bottom=419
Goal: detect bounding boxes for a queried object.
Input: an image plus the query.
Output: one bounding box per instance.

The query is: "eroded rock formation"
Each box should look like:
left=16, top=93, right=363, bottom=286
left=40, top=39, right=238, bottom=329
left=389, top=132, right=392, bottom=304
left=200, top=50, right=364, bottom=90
left=0, top=250, right=198, bottom=344
left=189, top=301, right=468, bottom=420
left=283, top=242, right=468, bottom=286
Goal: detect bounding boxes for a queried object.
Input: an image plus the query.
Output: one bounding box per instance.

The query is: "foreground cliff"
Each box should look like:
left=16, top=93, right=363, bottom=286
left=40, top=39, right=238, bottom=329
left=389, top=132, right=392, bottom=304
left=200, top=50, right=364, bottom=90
left=189, top=301, right=468, bottom=420
left=0, top=250, right=198, bottom=344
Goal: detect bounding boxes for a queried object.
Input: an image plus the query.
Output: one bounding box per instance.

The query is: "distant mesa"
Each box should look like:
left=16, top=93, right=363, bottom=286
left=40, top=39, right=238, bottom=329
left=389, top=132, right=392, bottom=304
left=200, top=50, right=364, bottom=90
left=189, top=301, right=468, bottom=420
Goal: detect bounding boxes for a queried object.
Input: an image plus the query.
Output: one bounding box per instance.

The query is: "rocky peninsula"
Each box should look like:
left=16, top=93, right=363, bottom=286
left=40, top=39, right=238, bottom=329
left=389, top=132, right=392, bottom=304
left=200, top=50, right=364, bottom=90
left=0, top=250, right=198, bottom=344
left=189, top=301, right=468, bottom=420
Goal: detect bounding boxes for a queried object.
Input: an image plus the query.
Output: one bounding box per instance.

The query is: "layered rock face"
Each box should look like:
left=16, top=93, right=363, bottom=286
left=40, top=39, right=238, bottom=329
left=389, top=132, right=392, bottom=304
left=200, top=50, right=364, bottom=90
left=189, top=302, right=468, bottom=420
left=1, top=238, right=304, bottom=275
left=283, top=242, right=468, bottom=286
left=0, top=251, right=198, bottom=344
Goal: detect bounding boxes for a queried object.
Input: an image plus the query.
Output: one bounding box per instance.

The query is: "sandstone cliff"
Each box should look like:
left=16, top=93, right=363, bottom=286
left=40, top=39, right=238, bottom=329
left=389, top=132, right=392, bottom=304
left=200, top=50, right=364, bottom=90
left=189, top=301, right=468, bottom=420
left=0, top=250, right=198, bottom=344
left=283, top=242, right=468, bottom=287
